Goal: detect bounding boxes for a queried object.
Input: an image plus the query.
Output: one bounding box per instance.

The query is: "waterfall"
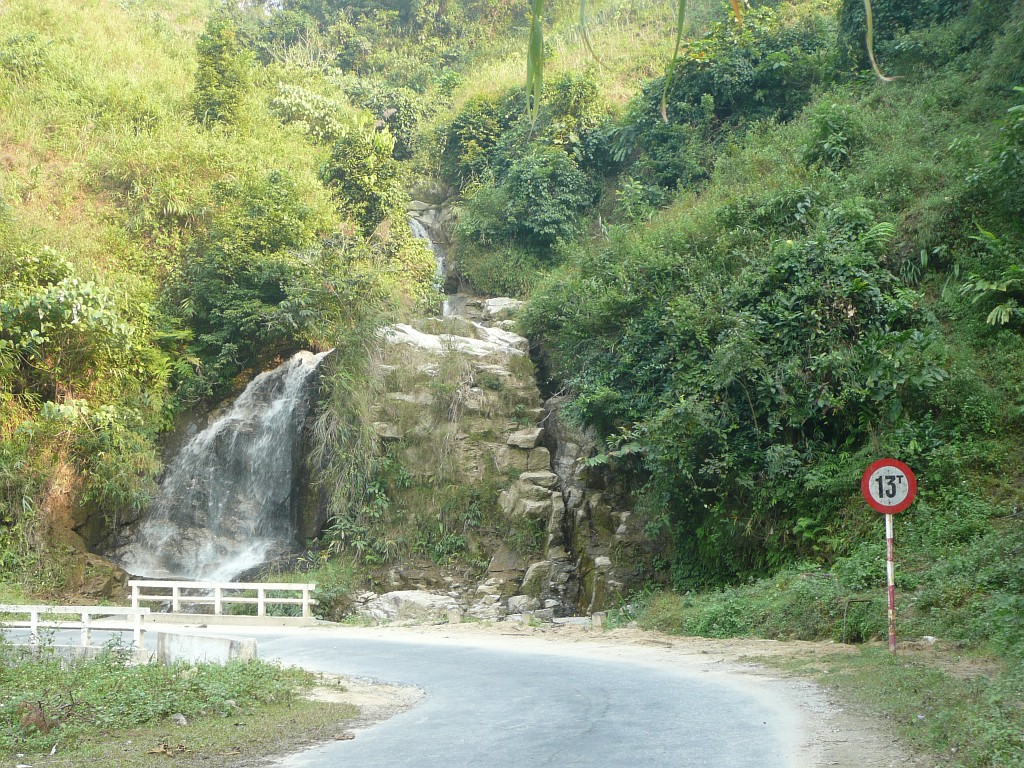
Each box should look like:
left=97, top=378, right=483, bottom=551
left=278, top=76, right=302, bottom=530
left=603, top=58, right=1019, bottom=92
left=113, top=350, right=331, bottom=581
left=409, top=217, right=445, bottom=283
left=410, top=216, right=464, bottom=317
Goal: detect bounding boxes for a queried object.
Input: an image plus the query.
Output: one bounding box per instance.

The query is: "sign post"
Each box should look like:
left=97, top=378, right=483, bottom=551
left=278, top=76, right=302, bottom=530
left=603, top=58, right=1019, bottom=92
left=861, top=458, right=917, bottom=655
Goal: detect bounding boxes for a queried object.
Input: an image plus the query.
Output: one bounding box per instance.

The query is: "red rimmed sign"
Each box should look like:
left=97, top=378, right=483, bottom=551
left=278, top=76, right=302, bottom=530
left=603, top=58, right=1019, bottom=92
left=861, top=458, right=917, bottom=514
left=861, top=457, right=918, bottom=654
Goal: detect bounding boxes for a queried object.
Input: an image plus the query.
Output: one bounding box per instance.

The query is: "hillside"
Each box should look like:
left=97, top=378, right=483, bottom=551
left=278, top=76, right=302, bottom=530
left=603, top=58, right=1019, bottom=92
left=1, top=0, right=1023, bottom=762
left=0, top=0, right=435, bottom=593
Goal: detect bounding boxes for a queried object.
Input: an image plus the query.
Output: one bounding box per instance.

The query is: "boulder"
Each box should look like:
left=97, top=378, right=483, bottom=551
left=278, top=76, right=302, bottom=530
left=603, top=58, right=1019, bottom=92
left=373, top=422, right=402, bottom=441
left=357, top=590, right=458, bottom=625
left=498, top=475, right=558, bottom=519
left=507, top=595, right=541, bottom=614
left=482, top=298, right=524, bottom=321
left=467, top=594, right=507, bottom=621
left=487, top=545, right=526, bottom=582
left=521, top=470, right=559, bottom=488
left=519, top=499, right=553, bottom=520
left=507, top=428, right=544, bottom=449
left=70, top=554, right=129, bottom=600
left=521, top=561, right=552, bottom=598
left=472, top=323, right=529, bottom=354
left=386, top=565, right=447, bottom=590
left=385, top=324, right=524, bottom=359
left=495, top=445, right=551, bottom=473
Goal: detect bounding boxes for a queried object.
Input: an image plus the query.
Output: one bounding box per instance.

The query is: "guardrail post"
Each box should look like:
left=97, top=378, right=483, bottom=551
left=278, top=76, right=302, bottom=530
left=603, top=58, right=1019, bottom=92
left=133, top=613, right=144, bottom=650
left=81, top=610, right=92, bottom=648
left=214, top=586, right=223, bottom=615
left=172, top=585, right=181, bottom=613
left=302, top=586, right=312, bottom=619
left=131, top=583, right=140, bottom=609
left=257, top=588, right=266, bottom=617
left=29, top=609, right=39, bottom=646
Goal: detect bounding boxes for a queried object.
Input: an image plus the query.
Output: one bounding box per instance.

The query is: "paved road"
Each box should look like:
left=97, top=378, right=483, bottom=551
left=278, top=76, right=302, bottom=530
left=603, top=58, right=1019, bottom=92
left=230, top=627, right=807, bottom=768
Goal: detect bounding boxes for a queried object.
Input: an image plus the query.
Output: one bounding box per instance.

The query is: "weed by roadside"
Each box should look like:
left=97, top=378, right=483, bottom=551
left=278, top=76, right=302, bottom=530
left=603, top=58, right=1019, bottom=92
left=0, top=633, right=352, bottom=762
left=766, top=644, right=1024, bottom=768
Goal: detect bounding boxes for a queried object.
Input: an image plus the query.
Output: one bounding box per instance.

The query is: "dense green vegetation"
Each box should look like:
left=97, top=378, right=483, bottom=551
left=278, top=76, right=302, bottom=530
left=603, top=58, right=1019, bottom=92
left=513, top=0, right=1024, bottom=586
left=0, top=0, right=1023, bottom=760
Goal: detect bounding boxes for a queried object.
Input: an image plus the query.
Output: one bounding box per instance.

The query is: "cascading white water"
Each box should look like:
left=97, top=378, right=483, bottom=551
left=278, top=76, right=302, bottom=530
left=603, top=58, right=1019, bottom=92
left=410, top=217, right=445, bottom=282
left=410, top=216, right=465, bottom=317
left=113, top=350, right=331, bottom=581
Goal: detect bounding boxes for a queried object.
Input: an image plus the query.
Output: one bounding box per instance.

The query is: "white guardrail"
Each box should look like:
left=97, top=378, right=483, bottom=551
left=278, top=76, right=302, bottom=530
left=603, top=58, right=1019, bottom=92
left=0, top=604, right=150, bottom=649
left=129, top=580, right=317, bottom=619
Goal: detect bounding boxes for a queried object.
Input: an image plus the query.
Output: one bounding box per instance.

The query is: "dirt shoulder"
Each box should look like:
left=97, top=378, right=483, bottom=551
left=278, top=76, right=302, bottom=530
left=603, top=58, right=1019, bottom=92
left=316, top=620, right=933, bottom=768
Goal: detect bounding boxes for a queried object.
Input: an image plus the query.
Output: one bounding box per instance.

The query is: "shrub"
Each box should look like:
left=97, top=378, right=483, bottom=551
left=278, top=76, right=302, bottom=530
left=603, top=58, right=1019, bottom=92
left=344, top=79, right=426, bottom=160
left=836, top=0, right=973, bottom=72
left=270, top=84, right=353, bottom=144
left=802, top=102, right=868, bottom=169
left=169, top=170, right=329, bottom=398
left=191, top=15, right=252, bottom=126
left=652, top=7, right=833, bottom=126
left=440, top=89, right=523, bottom=188
left=319, top=115, right=405, bottom=236
left=503, top=145, right=597, bottom=248
left=453, top=241, right=548, bottom=298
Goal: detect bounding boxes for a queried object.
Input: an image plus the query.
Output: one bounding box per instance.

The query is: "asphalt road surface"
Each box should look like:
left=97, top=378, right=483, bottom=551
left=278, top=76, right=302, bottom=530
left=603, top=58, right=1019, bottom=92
left=234, top=626, right=810, bottom=768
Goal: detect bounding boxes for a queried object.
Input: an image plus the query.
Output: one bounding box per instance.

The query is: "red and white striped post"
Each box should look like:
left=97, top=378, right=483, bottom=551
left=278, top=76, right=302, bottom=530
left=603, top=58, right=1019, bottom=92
left=885, top=511, right=897, bottom=654
left=861, top=458, right=918, bottom=655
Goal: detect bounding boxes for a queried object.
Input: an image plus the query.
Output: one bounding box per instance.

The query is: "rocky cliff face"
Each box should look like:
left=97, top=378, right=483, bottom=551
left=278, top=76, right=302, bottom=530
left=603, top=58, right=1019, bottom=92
left=345, top=211, right=654, bottom=622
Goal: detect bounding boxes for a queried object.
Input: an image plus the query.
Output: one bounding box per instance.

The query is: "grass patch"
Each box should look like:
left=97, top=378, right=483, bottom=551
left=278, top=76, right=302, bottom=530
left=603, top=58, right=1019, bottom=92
left=634, top=565, right=884, bottom=642
left=0, top=635, right=355, bottom=763
left=767, top=645, right=1024, bottom=768
left=38, top=697, right=358, bottom=768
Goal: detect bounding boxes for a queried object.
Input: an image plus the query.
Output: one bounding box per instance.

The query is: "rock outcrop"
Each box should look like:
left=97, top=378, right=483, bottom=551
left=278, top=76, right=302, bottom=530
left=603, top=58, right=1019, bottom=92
left=352, top=263, right=649, bottom=623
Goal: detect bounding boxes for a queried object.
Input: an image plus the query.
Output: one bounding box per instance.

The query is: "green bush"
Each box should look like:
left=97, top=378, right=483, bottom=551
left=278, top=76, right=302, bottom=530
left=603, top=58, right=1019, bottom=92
left=440, top=89, right=524, bottom=188
left=453, top=181, right=514, bottom=246
left=503, top=145, right=597, bottom=248
left=969, top=89, right=1024, bottom=222
left=0, top=638, right=312, bottom=756
left=319, top=115, right=405, bottom=236
left=0, top=33, right=49, bottom=81
left=270, top=84, right=353, bottom=144
left=168, top=170, right=331, bottom=398
left=191, top=15, right=252, bottom=126
left=802, top=102, right=868, bottom=169
left=454, top=240, right=548, bottom=298
left=525, top=214, right=951, bottom=585
left=344, top=78, right=426, bottom=160
left=836, top=0, right=972, bottom=72
left=652, top=7, right=833, bottom=125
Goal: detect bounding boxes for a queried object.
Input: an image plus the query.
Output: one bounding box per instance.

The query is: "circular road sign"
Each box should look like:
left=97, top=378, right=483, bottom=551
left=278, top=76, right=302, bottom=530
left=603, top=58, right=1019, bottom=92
left=861, top=458, right=917, bottom=514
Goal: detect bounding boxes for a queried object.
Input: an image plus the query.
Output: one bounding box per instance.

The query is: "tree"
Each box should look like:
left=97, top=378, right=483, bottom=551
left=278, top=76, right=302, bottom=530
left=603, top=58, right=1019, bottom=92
left=191, top=15, right=251, bottom=126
